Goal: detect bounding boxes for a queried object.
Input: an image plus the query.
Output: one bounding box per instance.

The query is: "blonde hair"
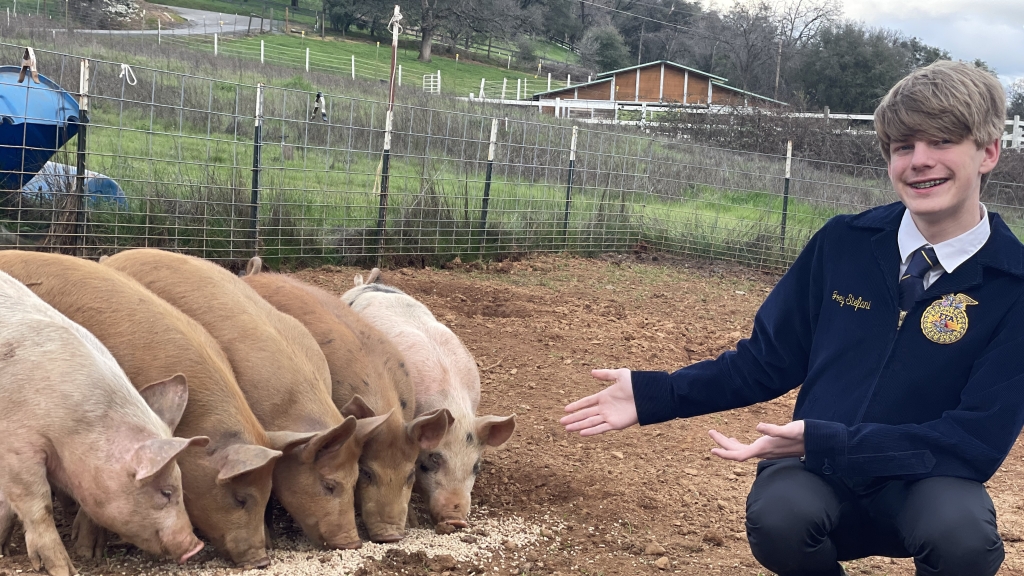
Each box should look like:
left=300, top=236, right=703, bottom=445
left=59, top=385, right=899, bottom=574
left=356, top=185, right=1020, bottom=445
left=874, top=61, right=1005, bottom=184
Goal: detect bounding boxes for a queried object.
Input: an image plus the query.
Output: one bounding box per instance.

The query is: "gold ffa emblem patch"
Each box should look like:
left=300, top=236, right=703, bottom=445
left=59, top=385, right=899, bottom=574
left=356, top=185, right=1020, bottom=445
left=921, top=294, right=978, bottom=344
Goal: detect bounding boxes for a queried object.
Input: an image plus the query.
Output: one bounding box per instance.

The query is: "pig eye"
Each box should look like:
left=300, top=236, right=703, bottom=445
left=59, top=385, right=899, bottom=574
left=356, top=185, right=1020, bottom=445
left=472, top=461, right=481, bottom=476
left=234, top=494, right=248, bottom=509
left=160, top=489, right=172, bottom=501
left=418, top=452, right=443, bottom=474
left=358, top=466, right=374, bottom=484
left=322, top=480, right=337, bottom=495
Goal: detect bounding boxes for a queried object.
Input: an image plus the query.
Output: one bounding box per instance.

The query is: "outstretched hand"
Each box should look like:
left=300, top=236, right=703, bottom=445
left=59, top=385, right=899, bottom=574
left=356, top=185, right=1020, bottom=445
left=708, top=421, right=805, bottom=461
left=560, top=369, right=638, bottom=436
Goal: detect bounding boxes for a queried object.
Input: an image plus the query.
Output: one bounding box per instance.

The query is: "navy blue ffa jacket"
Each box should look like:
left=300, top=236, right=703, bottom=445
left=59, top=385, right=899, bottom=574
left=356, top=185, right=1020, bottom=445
left=632, top=202, right=1024, bottom=482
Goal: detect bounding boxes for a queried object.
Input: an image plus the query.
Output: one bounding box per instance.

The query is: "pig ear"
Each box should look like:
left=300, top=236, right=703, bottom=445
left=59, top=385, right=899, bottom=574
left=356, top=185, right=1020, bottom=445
left=355, top=409, right=393, bottom=444
left=475, top=415, right=517, bottom=448
left=98, top=255, right=110, bottom=263
left=302, top=417, right=358, bottom=464
left=352, top=268, right=381, bottom=286
left=339, top=395, right=376, bottom=420
left=131, top=436, right=209, bottom=483
left=407, top=408, right=452, bottom=450
left=245, top=256, right=263, bottom=276
left=264, top=431, right=319, bottom=454
left=138, top=374, right=189, bottom=432
left=214, top=444, right=283, bottom=485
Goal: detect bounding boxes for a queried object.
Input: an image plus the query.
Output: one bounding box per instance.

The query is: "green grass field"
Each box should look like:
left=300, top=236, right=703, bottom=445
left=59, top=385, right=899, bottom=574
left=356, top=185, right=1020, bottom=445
left=161, top=32, right=569, bottom=99
left=150, top=0, right=579, bottom=74
left=1, top=101, right=829, bottom=268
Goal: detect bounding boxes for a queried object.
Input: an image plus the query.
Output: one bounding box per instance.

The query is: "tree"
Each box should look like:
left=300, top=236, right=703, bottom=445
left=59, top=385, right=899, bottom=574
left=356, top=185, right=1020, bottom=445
left=970, top=58, right=998, bottom=76
left=775, top=0, right=841, bottom=48
left=578, top=25, right=631, bottom=72
left=900, top=36, right=949, bottom=68
left=1009, top=78, right=1024, bottom=119
left=796, top=24, right=912, bottom=113
left=716, top=1, right=778, bottom=91
left=323, top=0, right=389, bottom=35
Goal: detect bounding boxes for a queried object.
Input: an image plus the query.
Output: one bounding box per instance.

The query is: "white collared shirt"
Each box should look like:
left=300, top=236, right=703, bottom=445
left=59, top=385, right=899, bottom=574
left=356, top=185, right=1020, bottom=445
left=898, top=204, right=990, bottom=289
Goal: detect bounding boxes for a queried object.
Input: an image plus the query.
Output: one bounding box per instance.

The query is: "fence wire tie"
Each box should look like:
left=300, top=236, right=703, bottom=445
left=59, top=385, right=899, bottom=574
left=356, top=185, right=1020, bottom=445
left=119, top=63, right=137, bottom=86
left=387, top=11, right=403, bottom=35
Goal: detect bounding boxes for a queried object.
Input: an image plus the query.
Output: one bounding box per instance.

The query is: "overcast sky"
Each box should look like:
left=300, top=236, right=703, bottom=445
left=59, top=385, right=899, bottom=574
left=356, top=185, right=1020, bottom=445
left=843, top=0, right=1024, bottom=86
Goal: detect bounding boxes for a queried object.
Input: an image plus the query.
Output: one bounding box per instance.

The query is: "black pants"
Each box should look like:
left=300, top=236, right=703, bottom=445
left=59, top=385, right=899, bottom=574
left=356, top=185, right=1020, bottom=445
left=746, top=458, right=1003, bottom=576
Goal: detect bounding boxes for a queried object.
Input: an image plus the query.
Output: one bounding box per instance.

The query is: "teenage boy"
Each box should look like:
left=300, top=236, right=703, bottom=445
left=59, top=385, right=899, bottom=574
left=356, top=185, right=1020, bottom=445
left=560, top=60, right=1020, bottom=576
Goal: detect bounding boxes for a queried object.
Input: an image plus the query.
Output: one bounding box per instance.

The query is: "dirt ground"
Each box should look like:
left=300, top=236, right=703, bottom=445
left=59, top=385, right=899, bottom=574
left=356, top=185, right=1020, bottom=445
left=3, top=252, right=1024, bottom=575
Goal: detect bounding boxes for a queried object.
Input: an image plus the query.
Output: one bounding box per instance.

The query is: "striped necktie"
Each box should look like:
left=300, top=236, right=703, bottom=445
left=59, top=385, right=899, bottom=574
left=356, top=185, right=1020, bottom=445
left=899, top=245, right=939, bottom=316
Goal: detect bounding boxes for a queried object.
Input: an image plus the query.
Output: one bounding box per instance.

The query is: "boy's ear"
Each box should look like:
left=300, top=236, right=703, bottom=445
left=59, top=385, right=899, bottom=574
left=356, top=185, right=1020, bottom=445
left=980, top=138, right=1001, bottom=175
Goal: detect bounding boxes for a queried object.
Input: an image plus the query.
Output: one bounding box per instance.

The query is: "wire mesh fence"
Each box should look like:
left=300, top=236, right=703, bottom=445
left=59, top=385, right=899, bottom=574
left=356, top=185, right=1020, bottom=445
left=1, top=43, right=1022, bottom=271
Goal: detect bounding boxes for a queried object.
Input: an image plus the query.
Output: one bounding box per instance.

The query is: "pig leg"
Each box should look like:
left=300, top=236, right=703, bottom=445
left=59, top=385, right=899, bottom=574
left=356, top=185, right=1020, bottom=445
left=53, top=491, right=79, bottom=519
left=0, top=462, right=78, bottom=576
left=0, top=489, right=17, bottom=555
left=406, top=506, right=419, bottom=529
left=264, top=499, right=275, bottom=550
left=70, top=510, right=107, bottom=560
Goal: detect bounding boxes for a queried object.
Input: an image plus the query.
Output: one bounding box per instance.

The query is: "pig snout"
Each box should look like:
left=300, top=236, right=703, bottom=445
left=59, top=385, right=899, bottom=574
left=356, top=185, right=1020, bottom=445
left=176, top=536, right=204, bottom=564
left=301, top=520, right=362, bottom=550
left=236, top=553, right=272, bottom=570
left=429, top=492, right=471, bottom=528
left=359, top=498, right=410, bottom=543
left=324, top=530, right=363, bottom=550
left=219, top=536, right=271, bottom=569
left=364, top=516, right=407, bottom=543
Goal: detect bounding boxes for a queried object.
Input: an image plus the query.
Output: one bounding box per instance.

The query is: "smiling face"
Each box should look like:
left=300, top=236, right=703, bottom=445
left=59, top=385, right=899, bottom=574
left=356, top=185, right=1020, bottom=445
left=887, top=136, right=1000, bottom=239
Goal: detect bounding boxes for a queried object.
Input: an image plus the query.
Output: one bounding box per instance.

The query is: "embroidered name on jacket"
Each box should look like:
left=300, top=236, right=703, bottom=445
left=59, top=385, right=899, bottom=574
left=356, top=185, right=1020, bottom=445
left=831, top=291, right=872, bottom=311
left=921, top=294, right=978, bottom=344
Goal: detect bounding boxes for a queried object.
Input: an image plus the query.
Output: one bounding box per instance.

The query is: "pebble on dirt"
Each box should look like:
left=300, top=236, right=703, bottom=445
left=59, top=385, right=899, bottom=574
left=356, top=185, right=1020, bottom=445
left=702, top=530, right=726, bottom=547
left=644, top=542, right=667, bottom=555
left=655, top=556, right=671, bottom=570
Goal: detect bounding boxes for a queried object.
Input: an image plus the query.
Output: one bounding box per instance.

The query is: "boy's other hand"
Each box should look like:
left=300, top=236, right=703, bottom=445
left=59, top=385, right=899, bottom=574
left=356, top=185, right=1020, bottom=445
left=709, top=421, right=805, bottom=461
left=560, top=368, right=638, bottom=436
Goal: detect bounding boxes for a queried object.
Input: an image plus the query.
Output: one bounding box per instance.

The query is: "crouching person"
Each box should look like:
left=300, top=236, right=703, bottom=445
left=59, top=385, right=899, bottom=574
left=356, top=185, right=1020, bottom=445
left=561, top=60, right=1018, bottom=576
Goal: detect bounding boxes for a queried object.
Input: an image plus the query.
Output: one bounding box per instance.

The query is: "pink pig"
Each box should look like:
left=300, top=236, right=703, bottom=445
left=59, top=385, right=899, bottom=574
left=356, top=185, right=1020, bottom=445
left=342, top=269, right=516, bottom=528
left=0, top=270, right=207, bottom=576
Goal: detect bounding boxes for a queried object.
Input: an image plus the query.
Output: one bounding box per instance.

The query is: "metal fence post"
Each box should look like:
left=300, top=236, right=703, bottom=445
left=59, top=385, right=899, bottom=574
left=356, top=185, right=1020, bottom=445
left=478, top=118, right=499, bottom=249
left=250, top=83, right=264, bottom=255
left=74, top=58, right=90, bottom=254
left=563, top=125, right=578, bottom=241
left=1014, top=115, right=1021, bottom=149
left=376, top=5, right=403, bottom=264
left=780, top=139, right=792, bottom=251
left=375, top=111, right=393, bottom=260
